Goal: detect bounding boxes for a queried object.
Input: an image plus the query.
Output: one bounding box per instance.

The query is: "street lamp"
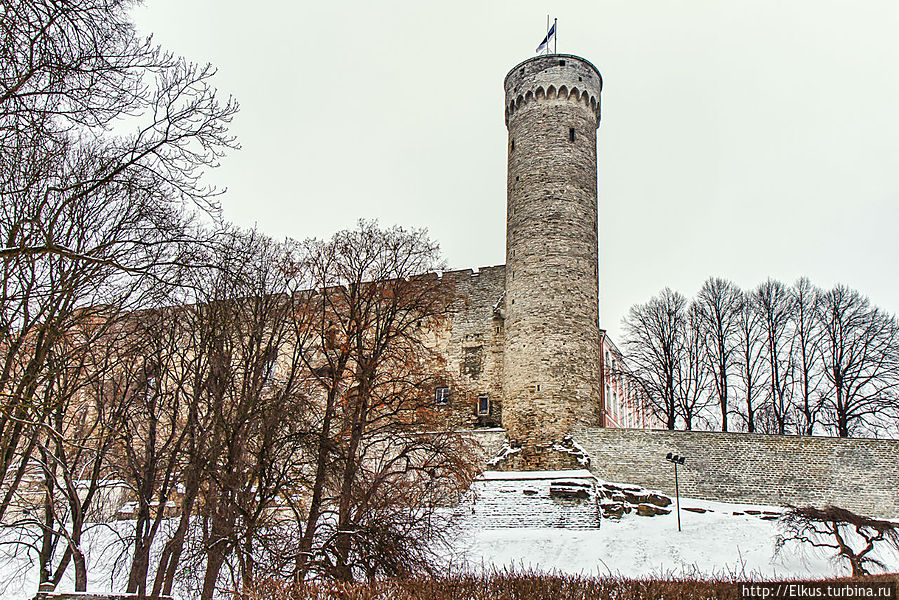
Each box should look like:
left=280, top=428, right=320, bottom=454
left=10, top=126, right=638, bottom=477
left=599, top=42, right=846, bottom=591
left=665, top=452, right=686, bottom=531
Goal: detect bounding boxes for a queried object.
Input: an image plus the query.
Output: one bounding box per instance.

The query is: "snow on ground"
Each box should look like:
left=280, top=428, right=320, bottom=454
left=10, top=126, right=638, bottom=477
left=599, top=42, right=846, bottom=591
left=452, top=495, right=839, bottom=579
left=3, top=495, right=898, bottom=599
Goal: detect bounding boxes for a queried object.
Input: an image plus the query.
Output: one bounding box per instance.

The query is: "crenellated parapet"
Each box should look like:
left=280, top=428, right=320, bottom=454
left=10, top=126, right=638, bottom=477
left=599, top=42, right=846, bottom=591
left=504, top=54, right=602, bottom=127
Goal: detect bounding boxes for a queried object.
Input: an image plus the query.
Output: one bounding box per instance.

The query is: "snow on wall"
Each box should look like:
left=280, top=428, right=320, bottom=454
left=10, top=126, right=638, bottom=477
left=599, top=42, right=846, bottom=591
left=453, top=470, right=600, bottom=529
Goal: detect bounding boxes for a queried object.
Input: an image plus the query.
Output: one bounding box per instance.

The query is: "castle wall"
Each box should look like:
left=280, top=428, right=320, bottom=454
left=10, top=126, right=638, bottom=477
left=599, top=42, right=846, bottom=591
left=572, top=427, right=899, bottom=517
left=431, top=266, right=506, bottom=427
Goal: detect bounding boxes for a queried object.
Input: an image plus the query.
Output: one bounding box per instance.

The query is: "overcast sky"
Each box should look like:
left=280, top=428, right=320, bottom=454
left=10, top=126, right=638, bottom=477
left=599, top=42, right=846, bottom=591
left=132, top=0, right=899, bottom=341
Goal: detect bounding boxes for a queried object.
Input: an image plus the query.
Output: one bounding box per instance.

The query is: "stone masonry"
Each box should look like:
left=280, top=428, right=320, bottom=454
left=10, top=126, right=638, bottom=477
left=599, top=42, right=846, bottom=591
left=428, top=266, right=506, bottom=428
left=502, top=55, right=605, bottom=466
left=572, top=427, right=899, bottom=518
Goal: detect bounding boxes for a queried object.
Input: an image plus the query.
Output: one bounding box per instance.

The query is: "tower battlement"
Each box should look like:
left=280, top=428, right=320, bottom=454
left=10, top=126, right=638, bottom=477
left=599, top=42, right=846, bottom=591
left=504, top=54, right=602, bottom=126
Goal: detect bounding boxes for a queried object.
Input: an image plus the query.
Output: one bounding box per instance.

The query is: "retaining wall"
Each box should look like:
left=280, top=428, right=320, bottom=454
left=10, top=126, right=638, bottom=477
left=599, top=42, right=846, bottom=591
left=572, top=427, right=899, bottom=517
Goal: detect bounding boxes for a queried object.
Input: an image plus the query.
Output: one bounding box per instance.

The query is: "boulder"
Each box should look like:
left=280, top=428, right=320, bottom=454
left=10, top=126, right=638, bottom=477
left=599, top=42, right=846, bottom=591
left=636, top=503, right=671, bottom=517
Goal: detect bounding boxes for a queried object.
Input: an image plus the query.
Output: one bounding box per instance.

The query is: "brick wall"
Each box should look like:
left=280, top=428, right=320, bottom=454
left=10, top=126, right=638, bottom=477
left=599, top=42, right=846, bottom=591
left=572, top=427, right=899, bottom=517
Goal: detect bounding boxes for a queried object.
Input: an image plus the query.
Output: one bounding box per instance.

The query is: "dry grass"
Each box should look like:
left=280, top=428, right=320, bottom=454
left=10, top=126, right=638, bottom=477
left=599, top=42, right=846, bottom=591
left=238, top=570, right=899, bottom=600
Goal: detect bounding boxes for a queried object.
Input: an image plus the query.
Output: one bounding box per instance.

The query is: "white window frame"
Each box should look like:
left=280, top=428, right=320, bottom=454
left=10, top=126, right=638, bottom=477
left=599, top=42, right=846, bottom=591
left=477, top=395, right=490, bottom=415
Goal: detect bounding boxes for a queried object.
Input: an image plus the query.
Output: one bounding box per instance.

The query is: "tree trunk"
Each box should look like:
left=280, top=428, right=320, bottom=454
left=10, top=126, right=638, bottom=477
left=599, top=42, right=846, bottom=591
left=200, top=507, right=234, bottom=600
left=127, top=537, right=151, bottom=596
left=72, top=538, right=87, bottom=592
left=201, top=542, right=228, bottom=600
left=334, top=378, right=370, bottom=581
left=152, top=482, right=197, bottom=597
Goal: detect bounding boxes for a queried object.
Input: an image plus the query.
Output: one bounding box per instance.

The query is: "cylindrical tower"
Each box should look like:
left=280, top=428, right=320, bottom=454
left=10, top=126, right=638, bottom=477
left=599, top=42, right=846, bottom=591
left=502, top=54, right=603, bottom=464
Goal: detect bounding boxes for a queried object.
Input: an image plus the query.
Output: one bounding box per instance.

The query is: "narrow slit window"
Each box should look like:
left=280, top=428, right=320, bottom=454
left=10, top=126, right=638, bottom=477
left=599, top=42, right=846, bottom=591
left=477, top=395, right=490, bottom=415
left=511, top=139, right=515, bottom=151
left=569, top=127, right=575, bottom=142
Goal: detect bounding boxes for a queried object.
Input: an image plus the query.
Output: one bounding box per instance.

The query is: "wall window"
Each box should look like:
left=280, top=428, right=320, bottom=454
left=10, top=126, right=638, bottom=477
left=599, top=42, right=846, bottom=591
left=435, top=387, right=450, bottom=406
left=477, top=395, right=490, bottom=415
left=263, top=357, right=276, bottom=385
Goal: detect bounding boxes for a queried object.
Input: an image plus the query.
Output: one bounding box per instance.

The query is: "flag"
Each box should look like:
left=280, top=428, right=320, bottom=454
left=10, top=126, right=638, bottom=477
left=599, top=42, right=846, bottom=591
left=536, top=22, right=556, bottom=54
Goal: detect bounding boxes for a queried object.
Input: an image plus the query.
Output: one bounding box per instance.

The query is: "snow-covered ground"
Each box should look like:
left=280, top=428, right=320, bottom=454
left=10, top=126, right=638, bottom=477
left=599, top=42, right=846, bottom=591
left=451, top=495, right=886, bottom=579
left=3, top=494, right=897, bottom=599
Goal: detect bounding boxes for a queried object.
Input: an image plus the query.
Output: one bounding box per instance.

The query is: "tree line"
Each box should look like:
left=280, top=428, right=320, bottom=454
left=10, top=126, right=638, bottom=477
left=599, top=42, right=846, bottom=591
left=622, top=278, right=899, bottom=438
left=1, top=1, right=475, bottom=597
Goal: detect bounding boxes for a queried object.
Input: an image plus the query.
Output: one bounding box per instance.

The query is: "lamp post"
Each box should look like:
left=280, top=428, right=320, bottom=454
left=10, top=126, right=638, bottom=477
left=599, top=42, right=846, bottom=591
left=665, top=452, right=686, bottom=531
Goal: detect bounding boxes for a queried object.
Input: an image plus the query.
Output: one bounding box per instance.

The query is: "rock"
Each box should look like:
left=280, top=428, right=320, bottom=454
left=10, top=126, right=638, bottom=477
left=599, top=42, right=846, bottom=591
left=683, top=507, right=708, bottom=514
left=549, top=484, right=590, bottom=500
left=522, top=489, right=538, bottom=496
left=636, top=503, right=671, bottom=517
left=601, top=502, right=625, bottom=519
left=621, top=490, right=645, bottom=504
left=645, top=492, right=672, bottom=507
left=732, top=512, right=744, bottom=516
left=745, top=510, right=761, bottom=515
left=760, top=515, right=780, bottom=520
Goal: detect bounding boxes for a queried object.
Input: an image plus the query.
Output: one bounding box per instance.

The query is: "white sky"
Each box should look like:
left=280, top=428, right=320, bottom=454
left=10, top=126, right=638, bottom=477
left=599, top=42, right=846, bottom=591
left=132, top=0, right=899, bottom=341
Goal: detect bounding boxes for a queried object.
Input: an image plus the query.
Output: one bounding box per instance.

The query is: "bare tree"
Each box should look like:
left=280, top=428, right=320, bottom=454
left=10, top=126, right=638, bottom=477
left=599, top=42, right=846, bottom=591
left=622, top=288, right=687, bottom=430
left=114, top=302, right=202, bottom=597
left=181, top=229, right=309, bottom=600
left=791, top=278, right=825, bottom=435
left=21, top=306, right=136, bottom=592
left=311, top=222, right=475, bottom=581
left=754, top=279, right=795, bottom=434
left=674, top=302, right=711, bottom=430
left=0, top=0, right=237, bottom=524
left=696, top=278, right=742, bottom=432
left=817, top=286, right=899, bottom=437
left=733, top=291, right=765, bottom=433
left=776, top=506, right=899, bottom=576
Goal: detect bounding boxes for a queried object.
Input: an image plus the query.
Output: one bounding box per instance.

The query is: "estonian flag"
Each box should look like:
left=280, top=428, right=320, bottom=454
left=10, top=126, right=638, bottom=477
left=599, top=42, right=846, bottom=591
left=536, top=23, right=556, bottom=54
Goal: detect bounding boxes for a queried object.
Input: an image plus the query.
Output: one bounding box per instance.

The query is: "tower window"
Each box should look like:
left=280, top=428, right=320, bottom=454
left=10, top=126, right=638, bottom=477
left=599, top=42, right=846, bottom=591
left=477, top=395, right=490, bottom=415
left=536, top=384, right=541, bottom=392
left=435, top=387, right=449, bottom=406
left=511, top=139, right=515, bottom=151
left=520, top=67, right=525, bottom=75
left=569, top=127, right=575, bottom=142
left=559, top=60, right=566, bottom=66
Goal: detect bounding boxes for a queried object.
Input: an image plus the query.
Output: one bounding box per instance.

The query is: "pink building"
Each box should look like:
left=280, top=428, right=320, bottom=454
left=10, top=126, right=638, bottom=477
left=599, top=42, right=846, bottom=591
left=599, top=330, right=660, bottom=429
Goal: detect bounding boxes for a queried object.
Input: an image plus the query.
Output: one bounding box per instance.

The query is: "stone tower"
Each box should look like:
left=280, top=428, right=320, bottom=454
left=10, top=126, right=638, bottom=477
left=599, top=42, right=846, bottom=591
left=502, top=54, right=604, bottom=466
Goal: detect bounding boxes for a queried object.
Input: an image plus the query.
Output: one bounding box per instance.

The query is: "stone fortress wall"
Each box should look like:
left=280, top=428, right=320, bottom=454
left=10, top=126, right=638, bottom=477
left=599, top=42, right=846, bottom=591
left=572, top=427, right=899, bottom=518
left=429, top=266, right=506, bottom=428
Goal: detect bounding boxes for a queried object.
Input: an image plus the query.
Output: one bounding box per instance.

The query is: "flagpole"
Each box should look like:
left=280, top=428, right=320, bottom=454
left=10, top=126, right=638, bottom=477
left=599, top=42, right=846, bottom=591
left=554, top=18, right=557, bottom=54
left=546, top=14, right=550, bottom=54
